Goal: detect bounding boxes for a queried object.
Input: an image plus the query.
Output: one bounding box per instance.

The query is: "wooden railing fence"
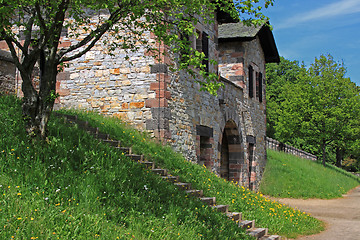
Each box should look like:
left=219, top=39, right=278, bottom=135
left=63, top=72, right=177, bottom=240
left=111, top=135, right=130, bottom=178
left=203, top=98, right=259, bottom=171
left=266, top=137, right=317, bottom=161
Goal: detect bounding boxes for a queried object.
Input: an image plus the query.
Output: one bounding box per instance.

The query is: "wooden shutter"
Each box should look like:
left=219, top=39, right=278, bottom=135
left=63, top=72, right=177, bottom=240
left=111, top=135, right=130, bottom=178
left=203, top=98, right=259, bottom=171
left=202, top=32, right=209, bottom=73
left=248, top=66, right=254, bottom=98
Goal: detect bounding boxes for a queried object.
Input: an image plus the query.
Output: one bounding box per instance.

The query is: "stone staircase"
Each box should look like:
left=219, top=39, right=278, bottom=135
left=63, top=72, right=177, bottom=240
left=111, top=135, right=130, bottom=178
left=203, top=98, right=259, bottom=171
left=56, top=113, right=282, bottom=240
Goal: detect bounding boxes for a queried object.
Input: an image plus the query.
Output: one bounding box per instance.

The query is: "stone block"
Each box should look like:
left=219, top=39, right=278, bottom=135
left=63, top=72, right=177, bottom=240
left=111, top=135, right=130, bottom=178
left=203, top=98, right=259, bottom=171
left=57, top=72, right=70, bottom=81
left=109, top=68, right=120, bottom=75
left=120, top=68, right=131, bottom=74
left=151, top=107, right=171, bottom=120
left=150, top=64, right=168, bottom=74
left=85, top=52, right=95, bottom=60
left=146, top=119, right=169, bottom=130
left=145, top=98, right=168, bottom=108
left=156, top=73, right=171, bottom=83
left=129, top=101, right=145, bottom=109
left=231, top=63, right=243, bottom=70
left=153, top=129, right=171, bottom=139
left=59, top=41, right=71, bottom=48
left=155, top=90, right=171, bottom=99
left=113, top=112, right=128, bottom=119
left=150, top=82, right=167, bottom=90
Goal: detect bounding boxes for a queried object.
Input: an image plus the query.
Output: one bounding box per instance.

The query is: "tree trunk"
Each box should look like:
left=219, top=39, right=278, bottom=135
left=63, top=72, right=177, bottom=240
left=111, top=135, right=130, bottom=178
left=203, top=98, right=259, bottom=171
left=335, top=147, right=343, bottom=168
left=21, top=56, right=58, bottom=140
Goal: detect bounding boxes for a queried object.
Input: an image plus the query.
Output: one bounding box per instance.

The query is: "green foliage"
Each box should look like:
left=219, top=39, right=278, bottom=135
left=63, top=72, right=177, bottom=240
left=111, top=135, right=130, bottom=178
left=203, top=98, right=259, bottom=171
left=266, top=55, right=360, bottom=165
left=0, top=0, right=274, bottom=96
left=260, top=150, right=359, bottom=199
left=1, top=0, right=275, bottom=138
left=63, top=108, right=324, bottom=238
left=265, top=57, right=303, bottom=138
left=0, top=95, right=252, bottom=239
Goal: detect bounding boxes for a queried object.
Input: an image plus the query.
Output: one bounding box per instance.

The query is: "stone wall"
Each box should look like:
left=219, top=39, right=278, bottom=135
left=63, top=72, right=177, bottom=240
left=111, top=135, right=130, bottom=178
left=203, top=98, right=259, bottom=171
left=217, top=36, right=267, bottom=190
left=2, top=13, right=270, bottom=191
left=51, top=17, right=267, bottom=190
left=0, top=50, right=16, bottom=95
left=52, top=15, right=159, bottom=130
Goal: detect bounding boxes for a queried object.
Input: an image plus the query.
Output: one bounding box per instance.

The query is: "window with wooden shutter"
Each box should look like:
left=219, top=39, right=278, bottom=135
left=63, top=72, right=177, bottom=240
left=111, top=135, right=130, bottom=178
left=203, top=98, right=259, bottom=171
left=248, top=66, right=254, bottom=98
left=258, top=72, right=263, bottom=102
left=256, top=72, right=259, bottom=99
left=202, top=31, right=209, bottom=73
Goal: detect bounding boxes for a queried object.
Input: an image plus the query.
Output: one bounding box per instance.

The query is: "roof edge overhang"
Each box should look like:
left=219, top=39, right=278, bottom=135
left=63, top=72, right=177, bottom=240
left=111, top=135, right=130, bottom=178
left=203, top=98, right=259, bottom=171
left=257, top=24, right=280, bottom=63
left=219, top=23, right=280, bottom=63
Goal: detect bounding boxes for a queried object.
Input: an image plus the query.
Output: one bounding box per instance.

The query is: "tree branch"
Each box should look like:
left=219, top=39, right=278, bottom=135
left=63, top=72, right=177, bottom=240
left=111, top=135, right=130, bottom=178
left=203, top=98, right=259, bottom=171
left=23, top=10, right=37, bottom=52
left=34, top=2, right=48, bottom=38
left=58, top=7, right=125, bottom=62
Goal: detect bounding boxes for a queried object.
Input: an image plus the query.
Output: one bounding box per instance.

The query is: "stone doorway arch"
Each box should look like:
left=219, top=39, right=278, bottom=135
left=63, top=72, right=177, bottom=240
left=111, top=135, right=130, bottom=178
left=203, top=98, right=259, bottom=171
left=220, top=120, right=244, bottom=183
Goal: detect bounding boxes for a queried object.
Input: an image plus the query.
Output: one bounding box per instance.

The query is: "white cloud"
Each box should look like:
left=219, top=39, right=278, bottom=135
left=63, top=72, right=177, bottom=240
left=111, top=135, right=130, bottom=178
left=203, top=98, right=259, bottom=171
left=276, top=0, right=360, bottom=29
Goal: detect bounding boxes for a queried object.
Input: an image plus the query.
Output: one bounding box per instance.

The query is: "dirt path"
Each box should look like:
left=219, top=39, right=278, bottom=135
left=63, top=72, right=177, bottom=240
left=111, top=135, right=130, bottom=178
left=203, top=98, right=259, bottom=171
left=273, top=185, right=360, bottom=240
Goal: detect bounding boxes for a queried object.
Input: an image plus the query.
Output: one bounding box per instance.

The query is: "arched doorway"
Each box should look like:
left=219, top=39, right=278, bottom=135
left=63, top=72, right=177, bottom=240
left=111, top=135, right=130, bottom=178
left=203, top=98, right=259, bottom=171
left=220, top=120, right=243, bottom=183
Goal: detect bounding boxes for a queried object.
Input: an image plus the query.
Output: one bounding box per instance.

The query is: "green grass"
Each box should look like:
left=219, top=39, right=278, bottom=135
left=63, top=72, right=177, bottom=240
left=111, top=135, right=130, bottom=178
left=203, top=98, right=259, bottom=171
left=1, top=95, right=323, bottom=239
left=260, top=150, right=360, bottom=199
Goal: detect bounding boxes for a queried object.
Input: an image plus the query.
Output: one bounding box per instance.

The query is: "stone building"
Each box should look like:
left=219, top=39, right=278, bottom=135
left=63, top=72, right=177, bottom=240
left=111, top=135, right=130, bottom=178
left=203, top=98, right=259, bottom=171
left=0, top=50, right=16, bottom=95
left=0, top=12, right=279, bottom=190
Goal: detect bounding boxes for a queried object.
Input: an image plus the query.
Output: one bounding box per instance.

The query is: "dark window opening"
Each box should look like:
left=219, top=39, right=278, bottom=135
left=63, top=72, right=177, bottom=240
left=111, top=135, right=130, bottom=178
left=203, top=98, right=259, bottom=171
left=196, top=30, right=202, bottom=52
left=248, top=66, right=254, bottom=98
left=202, top=31, right=209, bottom=73
left=256, top=72, right=259, bottom=99
left=258, top=72, right=263, bottom=102
left=179, top=32, right=190, bottom=64
left=195, top=30, right=209, bottom=73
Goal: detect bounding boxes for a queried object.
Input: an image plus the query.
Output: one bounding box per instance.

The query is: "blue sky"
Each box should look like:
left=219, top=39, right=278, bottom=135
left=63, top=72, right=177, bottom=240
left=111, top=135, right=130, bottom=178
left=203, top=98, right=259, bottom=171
left=261, top=0, right=360, bottom=86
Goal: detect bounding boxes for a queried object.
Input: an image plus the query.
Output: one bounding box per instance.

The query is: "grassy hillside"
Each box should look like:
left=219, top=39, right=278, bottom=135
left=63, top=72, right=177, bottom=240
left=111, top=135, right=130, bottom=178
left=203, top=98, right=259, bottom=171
left=0, top=95, right=323, bottom=239
left=260, top=150, right=360, bottom=199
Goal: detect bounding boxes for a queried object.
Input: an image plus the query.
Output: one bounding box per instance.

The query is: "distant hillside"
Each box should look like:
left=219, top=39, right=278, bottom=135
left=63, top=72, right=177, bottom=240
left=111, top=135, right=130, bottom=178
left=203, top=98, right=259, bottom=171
left=260, top=150, right=360, bottom=199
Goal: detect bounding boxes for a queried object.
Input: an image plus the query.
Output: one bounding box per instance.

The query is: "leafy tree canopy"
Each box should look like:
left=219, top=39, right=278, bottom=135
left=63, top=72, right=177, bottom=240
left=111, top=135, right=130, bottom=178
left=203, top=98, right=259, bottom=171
left=0, top=0, right=274, bottom=139
left=267, top=54, right=360, bottom=166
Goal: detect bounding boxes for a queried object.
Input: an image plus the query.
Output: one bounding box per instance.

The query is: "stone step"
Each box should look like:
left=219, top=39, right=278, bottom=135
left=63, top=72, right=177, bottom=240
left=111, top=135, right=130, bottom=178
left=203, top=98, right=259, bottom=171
left=199, top=197, right=216, bottom=206
left=101, top=139, right=121, bottom=147
left=84, top=125, right=99, bottom=135
left=126, top=154, right=143, bottom=161
left=226, top=212, right=242, bottom=222
left=174, top=182, right=191, bottom=190
left=115, top=147, right=131, bottom=154
left=151, top=168, right=167, bottom=176
left=260, top=235, right=281, bottom=240
left=247, top=228, right=268, bottom=239
left=63, top=114, right=77, bottom=121
left=139, top=161, right=155, bottom=169
left=161, top=175, right=179, bottom=183
left=76, top=120, right=89, bottom=128
left=211, top=204, right=228, bottom=213
left=239, top=220, right=255, bottom=229
left=185, top=189, right=203, bottom=197
left=97, top=132, right=110, bottom=140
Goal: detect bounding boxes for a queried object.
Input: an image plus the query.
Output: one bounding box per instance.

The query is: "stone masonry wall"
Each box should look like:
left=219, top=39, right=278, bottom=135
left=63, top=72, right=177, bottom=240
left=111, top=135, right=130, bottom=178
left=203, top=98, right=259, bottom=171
left=218, top=36, right=267, bottom=190
left=1, top=12, right=269, bottom=190
left=0, top=50, right=16, bottom=95
left=53, top=16, right=160, bottom=131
